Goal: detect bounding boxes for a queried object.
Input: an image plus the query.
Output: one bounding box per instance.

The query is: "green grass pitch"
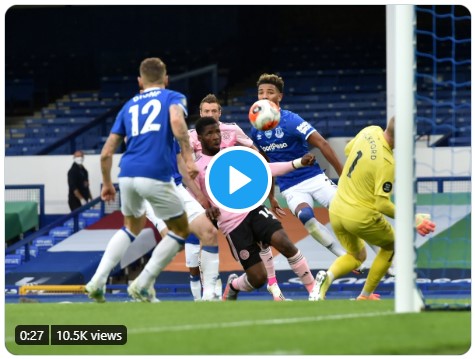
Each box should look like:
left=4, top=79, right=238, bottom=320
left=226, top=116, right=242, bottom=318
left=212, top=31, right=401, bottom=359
left=5, top=300, right=471, bottom=355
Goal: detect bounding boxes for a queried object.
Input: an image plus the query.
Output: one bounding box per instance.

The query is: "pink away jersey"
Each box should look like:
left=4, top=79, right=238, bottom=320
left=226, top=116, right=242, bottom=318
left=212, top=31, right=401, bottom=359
left=189, top=121, right=254, bottom=157
left=194, top=153, right=294, bottom=235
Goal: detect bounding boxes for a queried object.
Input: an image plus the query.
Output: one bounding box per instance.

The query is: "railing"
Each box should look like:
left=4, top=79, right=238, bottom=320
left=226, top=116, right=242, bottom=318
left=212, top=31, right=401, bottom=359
left=5, top=184, right=45, bottom=226
left=5, top=184, right=120, bottom=258
left=417, top=176, right=471, bottom=194
left=5, top=197, right=103, bottom=259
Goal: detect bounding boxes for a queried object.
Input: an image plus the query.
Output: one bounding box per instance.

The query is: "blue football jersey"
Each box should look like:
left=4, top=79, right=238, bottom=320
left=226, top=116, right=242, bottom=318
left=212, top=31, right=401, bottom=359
left=171, top=139, right=183, bottom=186
left=251, top=109, right=324, bottom=191
left=111, top=87, right=188, bottom=181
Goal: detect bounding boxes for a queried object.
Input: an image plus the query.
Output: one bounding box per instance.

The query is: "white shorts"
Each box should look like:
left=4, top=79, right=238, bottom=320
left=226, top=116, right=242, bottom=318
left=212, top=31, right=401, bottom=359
left=185, top=242, right=201, bottom=268
left=119, top=177, right=185, bottom=221
left=281, top=174, right=337, bottom=215
left=145, top=183, right=205, bottom=231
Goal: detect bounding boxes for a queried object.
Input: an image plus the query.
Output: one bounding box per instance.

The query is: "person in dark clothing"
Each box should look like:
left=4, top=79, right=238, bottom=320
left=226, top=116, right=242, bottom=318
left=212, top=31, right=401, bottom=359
left=68, top=150, right=92, bottom=211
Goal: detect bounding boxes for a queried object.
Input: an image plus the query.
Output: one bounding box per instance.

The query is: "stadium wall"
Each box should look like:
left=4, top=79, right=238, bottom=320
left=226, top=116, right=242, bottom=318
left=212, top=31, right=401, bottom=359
left=5, top=144, right=471, bottom=214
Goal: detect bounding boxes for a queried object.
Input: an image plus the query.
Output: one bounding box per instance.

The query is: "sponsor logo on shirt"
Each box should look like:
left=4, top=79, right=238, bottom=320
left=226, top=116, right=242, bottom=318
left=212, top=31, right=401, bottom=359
left=383, top=182, right=393, bottom=193
left=260, top=142, right=288, bottom=152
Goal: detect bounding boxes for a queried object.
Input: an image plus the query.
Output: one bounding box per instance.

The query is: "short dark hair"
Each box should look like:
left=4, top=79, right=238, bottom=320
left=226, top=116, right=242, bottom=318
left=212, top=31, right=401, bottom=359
left=195, top=116, right=218, bottom=135
left=200, top=93, right=221, bottom=111
left=256, top=73, right=284, bottom=93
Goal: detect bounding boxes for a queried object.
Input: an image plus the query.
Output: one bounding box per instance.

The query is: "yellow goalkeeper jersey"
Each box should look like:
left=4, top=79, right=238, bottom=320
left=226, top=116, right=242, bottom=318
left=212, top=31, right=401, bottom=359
left=330, top=125, right=394, bottom=222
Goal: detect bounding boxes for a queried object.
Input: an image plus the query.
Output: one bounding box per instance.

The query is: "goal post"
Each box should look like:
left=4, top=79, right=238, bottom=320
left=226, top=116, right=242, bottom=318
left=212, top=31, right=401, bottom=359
left=389, top=5, right=471, bottom=312
left=387, top=5, right=423, bottom=313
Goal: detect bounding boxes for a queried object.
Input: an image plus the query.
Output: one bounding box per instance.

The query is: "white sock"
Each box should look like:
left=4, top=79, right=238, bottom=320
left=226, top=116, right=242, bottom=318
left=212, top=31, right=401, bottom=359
left=200, top=246, right=219, bottom=300
left=214, top=277, right=223, bottom=299
left=189, top=275, right=202, bottom=301
left=90, top=228, right=134, bottom=287
left=135, top=232, right=184, bottom=289
left=305, top=218, right=346, bottom=257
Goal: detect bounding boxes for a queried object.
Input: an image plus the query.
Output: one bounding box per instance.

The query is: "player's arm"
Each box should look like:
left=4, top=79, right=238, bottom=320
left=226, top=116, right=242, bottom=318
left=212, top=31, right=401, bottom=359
left=177, top=154, right=210, bottom=209
left=170, top=104, right=198, bottom=179
left=307, top=131, right=344, bottom=176
left=269, top=153, right=316, bottom=177
left=100, top=133, right=123, bottom=202
left=259, top=149, right=285, bottom=217
left=234, top=124, right=255, bottom=148
left=374, top=195, right=395, bottom=218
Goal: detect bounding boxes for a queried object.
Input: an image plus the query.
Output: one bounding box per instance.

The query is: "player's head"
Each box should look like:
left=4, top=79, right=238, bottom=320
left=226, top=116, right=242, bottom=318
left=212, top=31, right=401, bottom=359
left=384, top=116, right=395, bottom=149
left=257, top=73, right=284, bottom=106
left=196, top=116, right=221, bottom=155
left=199, top=94, right=221, bottom=122
left=137, top=57, right=168, bottom=90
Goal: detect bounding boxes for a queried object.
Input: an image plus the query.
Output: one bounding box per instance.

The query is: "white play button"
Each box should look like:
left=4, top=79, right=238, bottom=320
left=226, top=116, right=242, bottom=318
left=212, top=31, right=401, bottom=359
left=229, top=166, right=251, bottom=194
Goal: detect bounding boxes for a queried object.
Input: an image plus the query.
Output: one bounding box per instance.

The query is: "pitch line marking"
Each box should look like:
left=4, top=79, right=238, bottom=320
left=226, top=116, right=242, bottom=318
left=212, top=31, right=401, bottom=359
left=127, top=311, right=397, bottom=335
left=4, top=311, right=396, bottom=343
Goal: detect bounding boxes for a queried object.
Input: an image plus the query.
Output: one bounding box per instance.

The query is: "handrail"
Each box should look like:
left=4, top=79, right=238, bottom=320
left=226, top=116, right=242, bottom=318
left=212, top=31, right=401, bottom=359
left=5, top=196, right=103, bottom=257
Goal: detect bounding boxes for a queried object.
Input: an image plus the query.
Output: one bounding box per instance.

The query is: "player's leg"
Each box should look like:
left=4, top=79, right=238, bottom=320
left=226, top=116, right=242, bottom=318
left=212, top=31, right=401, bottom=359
left=185, top=233, right=202, bottom=301
left=267, top=227, right=316, bottom=296
left=282, top=178, right=345, bottom=257
left=222, top=219, right=264, bottom=301
left=366, top=243, right=396, bottom=277
left=86, top=178, right=146, bottom=302
left=183, top=185, right=220, bottom=301
left=257, top=244, right=283, bottom=300
left=251, top=205, right=316, bottom=298
left=128, top=179, right=189, bottom=302
left=311, top=212, right=366, bottom=300
left=179, top=184, right=220, bottom=300
left=223, top=262, right=266, bottom=301
left=358, top=215, right=395, bottom=300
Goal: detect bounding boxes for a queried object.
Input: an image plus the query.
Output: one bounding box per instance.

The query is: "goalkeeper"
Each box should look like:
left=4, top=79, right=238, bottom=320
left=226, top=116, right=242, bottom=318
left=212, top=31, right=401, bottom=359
left=310, top=117, right=436, bottom=301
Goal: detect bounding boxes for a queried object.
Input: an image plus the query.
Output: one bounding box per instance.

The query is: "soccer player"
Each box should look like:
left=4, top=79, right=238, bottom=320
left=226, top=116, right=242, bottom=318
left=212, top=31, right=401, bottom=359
left=251, top=73, right=347, bottom=259
left=191, top=116, right=319, bottom=301
left=187, top=94, right=284, bottom=301
left=139, top=140, right=220, bottom=301
left=85, top=57, right=198, bottom=302
left=310, top=117, right=436, bottom=300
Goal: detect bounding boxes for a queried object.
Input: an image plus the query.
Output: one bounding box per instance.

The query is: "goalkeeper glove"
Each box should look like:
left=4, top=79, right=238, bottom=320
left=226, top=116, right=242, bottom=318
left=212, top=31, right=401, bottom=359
left=415, top=213, right=436, bottom=236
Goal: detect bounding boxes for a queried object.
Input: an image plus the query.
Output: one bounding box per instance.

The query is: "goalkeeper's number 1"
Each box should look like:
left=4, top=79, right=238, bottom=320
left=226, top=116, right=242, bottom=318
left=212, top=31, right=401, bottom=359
left=347, top=150, right=362, bottom=178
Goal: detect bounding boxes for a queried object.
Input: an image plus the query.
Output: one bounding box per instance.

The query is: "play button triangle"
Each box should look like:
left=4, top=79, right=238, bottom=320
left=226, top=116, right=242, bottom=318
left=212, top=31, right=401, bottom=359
left=229, top=166, right=251, bottom=195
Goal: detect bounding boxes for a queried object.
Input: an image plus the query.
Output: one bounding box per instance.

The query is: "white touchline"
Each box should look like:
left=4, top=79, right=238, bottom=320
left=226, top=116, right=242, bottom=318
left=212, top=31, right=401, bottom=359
left=127, top=311, right=397, bottom=335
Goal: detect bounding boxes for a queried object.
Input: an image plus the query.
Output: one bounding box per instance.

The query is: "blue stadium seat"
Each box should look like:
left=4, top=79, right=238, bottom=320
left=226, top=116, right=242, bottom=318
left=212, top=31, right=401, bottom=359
left=15, top=245, right=39, bottom=261
left=5, top=254, right=23, bottom=272
left=63, top=218, right=87, bottom=230
left=49, top=227, right=73, bottom=240
left=33, top=236, right=56, bottom=251
left=79, top=209, right=102, bottom=227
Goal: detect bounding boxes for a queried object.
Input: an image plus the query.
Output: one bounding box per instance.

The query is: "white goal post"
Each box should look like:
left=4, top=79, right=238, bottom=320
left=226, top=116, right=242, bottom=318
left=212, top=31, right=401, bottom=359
left=387, top=5, right=424, bottom=313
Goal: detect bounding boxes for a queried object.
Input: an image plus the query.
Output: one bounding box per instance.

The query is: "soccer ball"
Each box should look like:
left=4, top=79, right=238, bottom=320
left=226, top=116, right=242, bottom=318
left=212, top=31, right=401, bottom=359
left=248, top=99, right=281, bottom=131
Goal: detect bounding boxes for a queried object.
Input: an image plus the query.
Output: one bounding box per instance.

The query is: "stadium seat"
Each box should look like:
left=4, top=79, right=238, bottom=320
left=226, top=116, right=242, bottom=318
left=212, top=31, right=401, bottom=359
left=49, top=227, right=73, bottom=242
left=15, top=245, right=39, bottom=262
left=32, top=236, right=56, bottom=251
left=79, top=209, right=103, bottom=227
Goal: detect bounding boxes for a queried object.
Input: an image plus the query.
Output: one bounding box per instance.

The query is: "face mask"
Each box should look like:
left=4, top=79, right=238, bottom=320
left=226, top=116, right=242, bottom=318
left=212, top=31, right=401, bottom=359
left=74, top=157, right=84, bottom=165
